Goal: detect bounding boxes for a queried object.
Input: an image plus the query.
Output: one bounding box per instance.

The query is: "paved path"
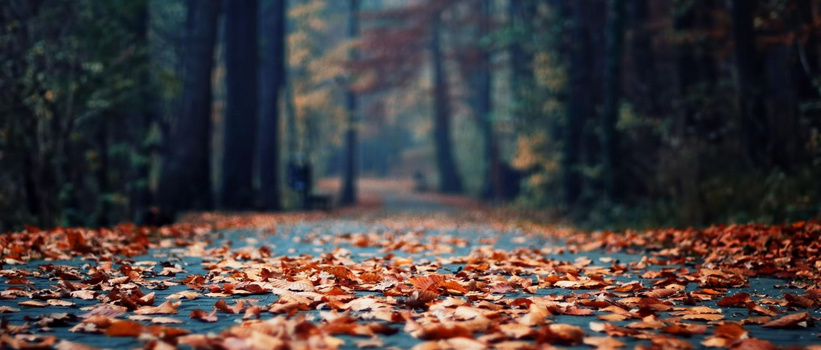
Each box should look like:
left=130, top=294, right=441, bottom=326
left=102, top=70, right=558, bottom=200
left=0, top=182, right=819, bottom=349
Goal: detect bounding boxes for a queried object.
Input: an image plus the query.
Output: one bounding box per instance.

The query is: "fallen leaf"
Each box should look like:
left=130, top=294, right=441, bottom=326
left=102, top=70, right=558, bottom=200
left=761, top=312, right=810, bottom=329
left=18, top=300, right=47, bottom=307
left=189, top=309, right=218, bottom=322
left=104, top=320, right=145, bottom=337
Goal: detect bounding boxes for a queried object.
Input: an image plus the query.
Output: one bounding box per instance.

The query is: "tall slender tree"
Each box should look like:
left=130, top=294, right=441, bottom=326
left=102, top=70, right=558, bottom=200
left=258, top=0, right=286, bottom=211
left=130, top=0, right=154, bottom=222
left=601, top=0, right=626, bottom=201
left=431, top=10, right=463, bottom=194
left=731, top=0, right=768, bottom=169
left=340, top=0, right=360, bottom=205
left=563, top=0, right=594, bottom=208
left=158, top=0, right=220, bottom=215
left=476, top=0, right=499, bottom=201
left=221, top=0, right=259, bottom=209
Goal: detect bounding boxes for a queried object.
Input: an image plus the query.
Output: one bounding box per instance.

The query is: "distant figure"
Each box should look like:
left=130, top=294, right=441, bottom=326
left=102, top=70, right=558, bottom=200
left=140, top=206, right=175, bottom=227
left=413, top=170, right=427, bottom=192
left=287, top=154, right=312, bottom=209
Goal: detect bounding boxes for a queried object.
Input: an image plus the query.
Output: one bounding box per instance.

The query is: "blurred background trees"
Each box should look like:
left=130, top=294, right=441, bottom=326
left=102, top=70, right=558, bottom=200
left=2, top=0, right=821, bottom=231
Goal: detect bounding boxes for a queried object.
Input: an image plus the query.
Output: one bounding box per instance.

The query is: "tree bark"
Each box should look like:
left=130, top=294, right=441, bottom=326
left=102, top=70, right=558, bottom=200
left=258, top=0, right=286, bottom=211
left=158, top=0, right=220, bottom=214
left=131, top=0, right=154, bottom=222
left=221, top=0, right=259, bottom=210
left=477, top=0, right=500, bottom=201
left=563, top=0, right=593, bottom=208
left=431, top=11, right=463, bottom=194
left=674, top=0, right=717, bottom=225
left=601, top=0, right=626, bottom=201
left=340, top=0, right=360, bottom=205
left=628, top=0, right=659, bottom=116
left=731, top=0, right=768, bottom=169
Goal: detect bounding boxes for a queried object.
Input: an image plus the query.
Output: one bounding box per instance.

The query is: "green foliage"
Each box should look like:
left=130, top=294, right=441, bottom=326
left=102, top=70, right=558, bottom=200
left=0, top=0, right=153, bottom=230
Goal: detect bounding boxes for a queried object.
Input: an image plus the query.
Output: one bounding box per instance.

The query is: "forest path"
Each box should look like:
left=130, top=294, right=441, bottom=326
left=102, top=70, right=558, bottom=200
left=0, top=181, right=818, bottom=349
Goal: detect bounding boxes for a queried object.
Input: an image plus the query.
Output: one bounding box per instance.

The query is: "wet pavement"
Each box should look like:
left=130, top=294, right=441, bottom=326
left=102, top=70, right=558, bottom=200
left=0, top=192, right=819, bottom=349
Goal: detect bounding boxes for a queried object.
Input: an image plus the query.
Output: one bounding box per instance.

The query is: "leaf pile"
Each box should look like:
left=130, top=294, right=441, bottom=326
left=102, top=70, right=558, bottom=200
left=0, top=214, right=819, bottom=349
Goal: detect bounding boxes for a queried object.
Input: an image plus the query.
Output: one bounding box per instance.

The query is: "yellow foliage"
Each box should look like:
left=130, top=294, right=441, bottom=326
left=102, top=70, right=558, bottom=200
left=512, top=132, right=560, bottom=203
left=288, top=32, right=312, bottom=66
left=533, top=53, right=566, bottom=91
left=289, top=0, right=324, bottom=18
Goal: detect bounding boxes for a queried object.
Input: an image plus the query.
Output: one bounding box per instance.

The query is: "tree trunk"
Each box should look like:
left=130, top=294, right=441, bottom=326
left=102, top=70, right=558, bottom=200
left=131, top=0, right=154, bottom=222
left=674, top=0, right=716, bottom=225
left=431, top=12, right=463, bottom=194
left=221, top=0, right=259, bottom=210
left=158, top=0, right=220, bottom=215
left=258, top=0, right=286, bottom=211
left=628, top=0, right=659, bottom=116
left=477, top=0, right=499, bottom=201
left=731, top=0, right=768, bottom=169
left=563, top=0, right=593, bottom=208
left=601, top=0, right=626, bottom=201
left=764, top=41, right=800, bottom=171
left=96, top=119, right=111, bottom=227
left=339, top=0, right=360, bottom=205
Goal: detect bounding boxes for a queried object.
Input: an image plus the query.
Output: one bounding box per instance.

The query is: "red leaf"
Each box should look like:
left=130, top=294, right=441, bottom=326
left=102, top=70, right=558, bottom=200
left=717, top=293, right=751, bottom=307
left=104, top=321, right=145, bottom=337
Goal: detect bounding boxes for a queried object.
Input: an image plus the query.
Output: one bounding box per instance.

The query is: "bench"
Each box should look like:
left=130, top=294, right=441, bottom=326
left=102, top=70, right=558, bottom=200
left=307, top=194, right=333, bottom=211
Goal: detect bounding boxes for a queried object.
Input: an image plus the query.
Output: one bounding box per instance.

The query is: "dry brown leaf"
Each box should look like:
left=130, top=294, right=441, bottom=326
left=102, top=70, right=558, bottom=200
left=680, top=313, right=724, bottom=321
left=104, top=320, right=145, bottom=337
left=18, top=300, right=47, bottom=307
left=730, top=339, right=779, bottom=350
left=761, top=312, right=810, bottom=329
left=134, top=301, right=179, bottom=315
left=165, top=291, right=200, bottom=300
left=189, top=309, right=218, bottom=323
left=583, top=336, right=626, bottom=349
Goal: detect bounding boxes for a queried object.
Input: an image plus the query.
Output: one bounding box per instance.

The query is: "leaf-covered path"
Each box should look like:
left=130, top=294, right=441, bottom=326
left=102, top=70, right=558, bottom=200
left=0, top=182, right=819, bottom=349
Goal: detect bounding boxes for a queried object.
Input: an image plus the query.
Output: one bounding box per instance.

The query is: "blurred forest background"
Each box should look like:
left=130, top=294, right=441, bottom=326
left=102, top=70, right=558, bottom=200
left=2, top=0, right=821, bottom=231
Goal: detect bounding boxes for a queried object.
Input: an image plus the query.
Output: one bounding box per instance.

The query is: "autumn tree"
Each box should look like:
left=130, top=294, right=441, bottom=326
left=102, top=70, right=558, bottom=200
left=355, top=1, right=463, bottom=194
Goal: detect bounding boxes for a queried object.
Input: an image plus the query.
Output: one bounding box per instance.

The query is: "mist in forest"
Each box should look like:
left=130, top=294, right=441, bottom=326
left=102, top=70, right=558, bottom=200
left=2, top=0, right=821, bottom=231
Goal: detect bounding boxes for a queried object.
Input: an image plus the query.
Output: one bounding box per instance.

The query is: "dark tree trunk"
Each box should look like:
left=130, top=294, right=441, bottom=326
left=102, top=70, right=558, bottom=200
left=340, top=0, right=360, bottom=205
left=477, top=0, right=500, bottom=201
left=764, top=40, right=800, bottom=171
left=731, top=0, right=768, bottom=169
left=673, top=0, right=717, bottom=225
left=221, top=0, right=259, bottom=210
left=795, top=0, right=820, bottom=99
left=563, top=0, right=593, bottom=207
left=601, top=0, right=626, bottom=201
left=258, top=0, right=286, bottom=211
left=628, top=0, right=659, bottom=116
left=96, top=119, right=110, bottom=227
left=431, top=12, right=463, bottom=194
left=131, top=0, right=154, bottom=222
left=158, top=0, right=220, bottom=215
